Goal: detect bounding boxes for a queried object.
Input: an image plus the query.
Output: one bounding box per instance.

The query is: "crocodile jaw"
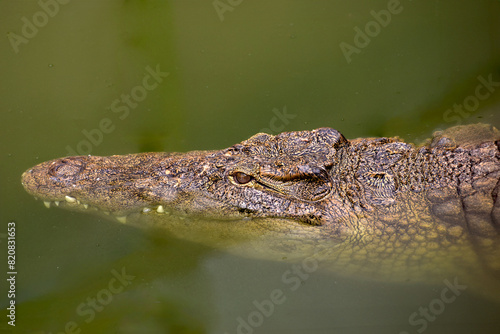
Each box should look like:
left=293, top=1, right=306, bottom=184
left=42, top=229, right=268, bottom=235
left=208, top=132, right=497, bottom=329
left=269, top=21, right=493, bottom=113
left=21, top=129, right=352, bottom=226
left=20, top=152, right=241, bottom=221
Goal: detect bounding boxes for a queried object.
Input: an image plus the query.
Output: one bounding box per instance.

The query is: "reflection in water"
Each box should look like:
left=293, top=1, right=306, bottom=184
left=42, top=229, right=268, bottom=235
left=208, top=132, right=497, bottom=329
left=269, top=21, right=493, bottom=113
left=14, top=209, right=500, bottom=334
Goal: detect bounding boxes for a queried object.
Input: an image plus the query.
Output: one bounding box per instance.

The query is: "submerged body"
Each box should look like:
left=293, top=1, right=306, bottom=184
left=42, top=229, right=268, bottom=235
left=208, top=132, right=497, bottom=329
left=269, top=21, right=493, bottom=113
left=22, top=124, right=500, bottom=298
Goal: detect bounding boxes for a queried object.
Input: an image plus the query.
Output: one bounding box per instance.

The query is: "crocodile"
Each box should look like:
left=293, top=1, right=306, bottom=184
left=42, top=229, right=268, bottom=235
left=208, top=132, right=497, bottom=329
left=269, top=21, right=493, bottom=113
left=21, top=124, right=500, bottom=299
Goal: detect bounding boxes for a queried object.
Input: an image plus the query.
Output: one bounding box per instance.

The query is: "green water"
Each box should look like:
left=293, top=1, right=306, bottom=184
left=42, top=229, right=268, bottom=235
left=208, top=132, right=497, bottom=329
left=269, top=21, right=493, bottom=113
left=1, top=0, right=500, bottom=333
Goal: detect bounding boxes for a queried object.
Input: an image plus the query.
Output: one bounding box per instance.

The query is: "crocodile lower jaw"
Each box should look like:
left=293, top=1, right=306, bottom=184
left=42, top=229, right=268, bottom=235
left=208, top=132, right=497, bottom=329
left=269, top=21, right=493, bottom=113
left=36, top=195, right=256, bottom=225
left=36, top=196, right=184, bottom=224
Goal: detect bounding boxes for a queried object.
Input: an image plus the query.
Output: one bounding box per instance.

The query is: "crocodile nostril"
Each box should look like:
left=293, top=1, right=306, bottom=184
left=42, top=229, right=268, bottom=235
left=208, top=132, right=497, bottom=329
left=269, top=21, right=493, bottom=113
left=48, top=157, right=86, bottom=178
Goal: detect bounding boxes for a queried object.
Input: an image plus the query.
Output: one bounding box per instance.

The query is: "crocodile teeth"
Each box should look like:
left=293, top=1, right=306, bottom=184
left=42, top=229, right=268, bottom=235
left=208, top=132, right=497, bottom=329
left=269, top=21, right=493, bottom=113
left=83, top=204, right=89, bottom=209
left=142, top=207, right=151, bottom=213
left=115, top=216, right=127, bottom=224
left=54, top=201, right=60, bottom=206
left=157, top=205, right=165, bottom=213
left=65, top=195, right=76, bottom=203
left=43, top=201, right=51, bottom=208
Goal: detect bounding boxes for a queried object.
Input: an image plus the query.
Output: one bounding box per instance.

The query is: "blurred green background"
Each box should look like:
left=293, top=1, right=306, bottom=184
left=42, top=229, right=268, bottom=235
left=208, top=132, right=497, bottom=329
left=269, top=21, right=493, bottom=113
left=1, top=0, right=500, bottom=333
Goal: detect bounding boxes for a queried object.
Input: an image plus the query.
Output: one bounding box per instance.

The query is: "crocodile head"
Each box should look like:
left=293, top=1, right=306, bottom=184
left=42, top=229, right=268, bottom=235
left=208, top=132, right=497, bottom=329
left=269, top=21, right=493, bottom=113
left=21, top=128, right=355, bottom=227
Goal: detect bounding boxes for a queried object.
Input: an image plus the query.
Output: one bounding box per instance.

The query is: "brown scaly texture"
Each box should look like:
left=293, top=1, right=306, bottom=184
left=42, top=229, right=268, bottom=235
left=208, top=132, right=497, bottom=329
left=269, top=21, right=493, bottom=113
left=22, top=124, right=500, bottom=298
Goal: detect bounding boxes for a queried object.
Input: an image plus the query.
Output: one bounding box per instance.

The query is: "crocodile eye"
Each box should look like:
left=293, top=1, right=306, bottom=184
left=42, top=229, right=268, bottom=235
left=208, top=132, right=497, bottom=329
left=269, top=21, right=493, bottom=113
left=233, top=172, right=252, bottom=184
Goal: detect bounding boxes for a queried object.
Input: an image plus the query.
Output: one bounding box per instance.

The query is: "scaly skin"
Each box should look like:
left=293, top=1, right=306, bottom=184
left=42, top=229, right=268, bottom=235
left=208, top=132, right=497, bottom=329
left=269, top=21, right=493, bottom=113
left=21, top=124, right=500, bottom=298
